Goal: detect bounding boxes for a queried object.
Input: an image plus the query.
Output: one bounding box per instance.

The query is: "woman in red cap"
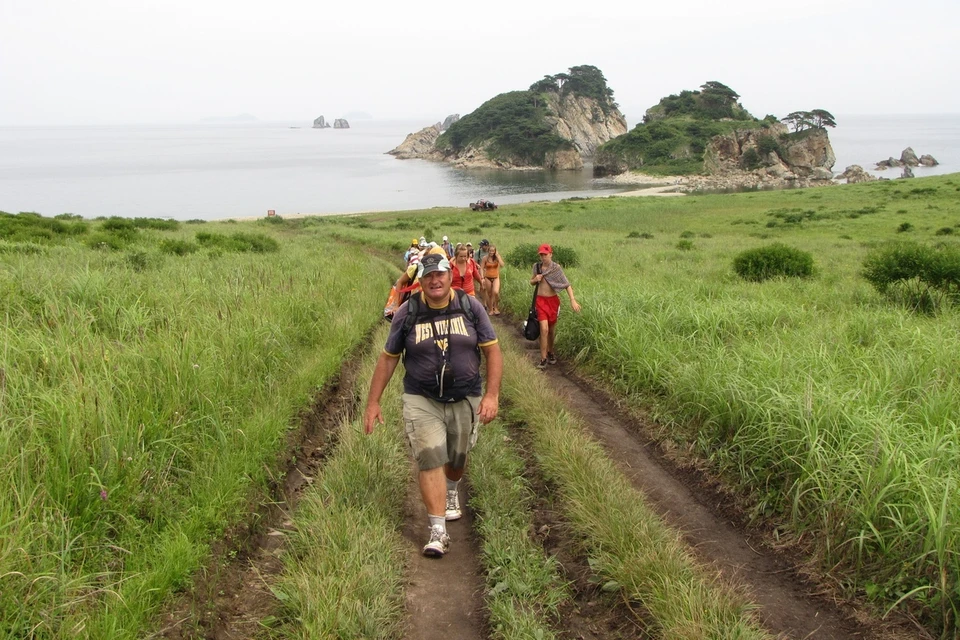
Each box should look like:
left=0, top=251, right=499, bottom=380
left=530, top=243, right=581, bottom=369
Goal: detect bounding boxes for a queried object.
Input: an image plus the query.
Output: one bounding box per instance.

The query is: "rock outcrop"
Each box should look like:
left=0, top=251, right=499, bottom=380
left=838, top=165, right=876, bottom=183
left=388, top=95, right=624, bottom=170
left=312, top=116, right=331, bottom=129
left=544, top=148, right=584, bottom=171
left=333, top=119, right=350, bottom=129
left=441, top=114, right=459, bottom=131
left=875, top=147, right=938, bottom=170
left=542, top=92, right=627, bottom=157
left=702, top=123, right=835, bottom=179
left=388, top=65, right=626, bottom=170
left=387, top=123, right=443, bottom=159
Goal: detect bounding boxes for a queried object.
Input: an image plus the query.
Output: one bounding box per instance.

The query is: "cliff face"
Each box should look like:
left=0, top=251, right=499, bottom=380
left=703, top=123, right=835, bottom=179
left=542, top=93, right=627, bottom=158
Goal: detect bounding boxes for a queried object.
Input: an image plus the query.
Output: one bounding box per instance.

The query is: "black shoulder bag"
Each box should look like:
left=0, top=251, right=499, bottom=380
left=522, top=263, right=541, bottom=341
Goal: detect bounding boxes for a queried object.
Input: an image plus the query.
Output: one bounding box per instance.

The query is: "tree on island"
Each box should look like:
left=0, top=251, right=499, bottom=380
left=698, top=81, right=740, bottom=118
left=782, top=109, right=837, bottom=132
left=528, top=65, right=617, bottom=112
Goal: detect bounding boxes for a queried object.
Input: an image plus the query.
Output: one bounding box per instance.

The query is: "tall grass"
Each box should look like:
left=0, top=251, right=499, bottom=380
left=498, top=344, right=771, bottom=638
left=470, top=419, right=569, bottom=639
left=0, top=224, right=389, bottom=637
left=271, top=324, right=410, bottom=638
left=339, top=174, right=960, bottom=635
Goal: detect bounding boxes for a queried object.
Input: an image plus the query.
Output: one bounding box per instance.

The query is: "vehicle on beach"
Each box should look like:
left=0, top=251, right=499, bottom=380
left=470, top=199, right=498, bottom=211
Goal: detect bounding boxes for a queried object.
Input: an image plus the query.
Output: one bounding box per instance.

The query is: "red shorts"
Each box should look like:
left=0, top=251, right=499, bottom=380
left=535, top=295, right=560, bottom=325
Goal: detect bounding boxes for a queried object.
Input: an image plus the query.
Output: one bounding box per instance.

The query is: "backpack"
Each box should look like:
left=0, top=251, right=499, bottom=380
left=400, top=289, right=480, bottom=358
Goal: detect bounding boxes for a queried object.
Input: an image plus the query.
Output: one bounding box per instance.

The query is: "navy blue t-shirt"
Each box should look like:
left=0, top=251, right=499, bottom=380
left=384, top=291, right=497, bottom=402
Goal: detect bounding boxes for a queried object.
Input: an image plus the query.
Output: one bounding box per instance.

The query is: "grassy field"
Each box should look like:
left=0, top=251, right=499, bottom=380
left=2, top=173, right=958, bottom=637
left=0, top=216, right=390, bottom=637
left=317, top=174, right=960, bottom=635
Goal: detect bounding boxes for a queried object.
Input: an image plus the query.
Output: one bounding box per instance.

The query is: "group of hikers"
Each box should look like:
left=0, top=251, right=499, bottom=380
left=386, top=235, right=506, bottom=318
left=368, top=238, right=580, bottom=557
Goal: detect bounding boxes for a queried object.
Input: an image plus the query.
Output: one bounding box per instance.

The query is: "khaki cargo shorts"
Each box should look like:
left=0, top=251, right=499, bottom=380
left=402, top=394, right=481, bottom=471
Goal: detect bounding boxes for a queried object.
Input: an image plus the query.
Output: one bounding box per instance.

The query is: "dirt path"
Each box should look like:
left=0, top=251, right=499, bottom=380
left=400, top=477, right=486, bottom=640
left=155, top=312, right=923, bottom=639
left=505, top=323, right=922, bottom=640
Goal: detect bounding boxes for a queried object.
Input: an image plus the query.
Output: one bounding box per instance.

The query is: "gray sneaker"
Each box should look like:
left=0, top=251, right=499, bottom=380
left=536, top=359, right=548, bottom=370
left=422, top=525, right=451, bottom=557
left=547, top=352, right=557, bottom=365
left=445, top=490, right=462, bottom=521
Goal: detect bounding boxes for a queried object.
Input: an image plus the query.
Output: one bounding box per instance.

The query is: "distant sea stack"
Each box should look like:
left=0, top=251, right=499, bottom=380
left=313, top=116, right=331, bottom=129
left=875, top=147, right=938, bottom=170
left=333, top=119, right=350, bottom=129
left=387, top=65, right=626, bottom=170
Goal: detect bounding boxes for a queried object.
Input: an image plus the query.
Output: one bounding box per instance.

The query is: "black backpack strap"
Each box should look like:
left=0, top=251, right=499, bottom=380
left=399, top=294, right=421, bottom=363
left=454, top=288, right=477, bottom=327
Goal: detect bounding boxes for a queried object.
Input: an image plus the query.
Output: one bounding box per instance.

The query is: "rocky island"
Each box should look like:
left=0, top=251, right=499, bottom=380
left=594, top=83, right=838, bottom=192
left=388, top=65, right=627, bottom=170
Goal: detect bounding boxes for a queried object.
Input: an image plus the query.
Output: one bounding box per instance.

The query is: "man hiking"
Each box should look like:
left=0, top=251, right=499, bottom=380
left=364, top=253, right=502, bottom=557
left=530, top=243, right=581, bottom=369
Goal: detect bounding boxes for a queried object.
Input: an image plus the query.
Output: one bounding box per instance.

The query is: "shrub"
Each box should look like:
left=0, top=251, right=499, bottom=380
left=160, top=239, right=200, bottom=256
left=126, top=251, right=150, bottom=272
left=935, top=227, right=955, bottom=236
left=86, top=233, right=126, bottom=250
left=195, top=231, right=280, bottom=253
left=733, top=243, right=814, bottom=282
left=131, top=217, right=179, bottom=231
left=862, top=241, right=960, bottom=309
left=679, top=230, right=695, bottom=238
left=506, top=243, right=579, bottom=269
left=741, top=147, right=762, bottom=170
left=897, top=222, right=913, bottom=233
left=101, top=217, right=138, bottom=235
left=676, top=240, right=695, bottom=251
left=756, top=135, right=781, bottom=156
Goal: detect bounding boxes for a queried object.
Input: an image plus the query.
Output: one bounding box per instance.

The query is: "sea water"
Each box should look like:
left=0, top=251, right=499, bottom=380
left=1, top=114, right=957, bottom=221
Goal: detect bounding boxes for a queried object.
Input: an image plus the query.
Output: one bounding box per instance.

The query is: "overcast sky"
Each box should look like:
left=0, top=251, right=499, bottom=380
left=2, top=0, right=957, bottom=126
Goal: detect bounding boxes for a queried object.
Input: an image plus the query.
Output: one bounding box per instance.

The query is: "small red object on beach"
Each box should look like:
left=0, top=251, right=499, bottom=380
left=267, top=209, right=276, bottom=217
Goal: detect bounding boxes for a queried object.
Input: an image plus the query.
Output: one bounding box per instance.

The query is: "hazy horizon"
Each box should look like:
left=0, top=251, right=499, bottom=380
left=2, top=0, right=958, bottom=128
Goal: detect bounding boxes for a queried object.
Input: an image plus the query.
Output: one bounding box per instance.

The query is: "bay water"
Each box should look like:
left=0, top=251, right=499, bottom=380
left=0, top=114, right=956, bottom=221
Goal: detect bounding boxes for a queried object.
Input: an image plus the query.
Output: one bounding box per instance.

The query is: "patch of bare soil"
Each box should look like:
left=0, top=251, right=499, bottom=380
left=153, top=352, right=363, bottom=639
left=505, top=320, right=925, bottom=640
left=400, top=474, right=487, bottom=640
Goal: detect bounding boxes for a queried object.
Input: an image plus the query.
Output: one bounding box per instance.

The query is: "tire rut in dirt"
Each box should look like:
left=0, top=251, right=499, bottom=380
left=154, top=344, right=368, bottom=639
left=507, top=418, right=653, bottom=639
left=524, top=339, right=918, bottom=640
left=400, top=474, right=487, bottom=640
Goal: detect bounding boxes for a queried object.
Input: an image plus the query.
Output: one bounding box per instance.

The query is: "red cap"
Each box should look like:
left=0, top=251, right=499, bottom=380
left=538, top=243, right=552, bottom=254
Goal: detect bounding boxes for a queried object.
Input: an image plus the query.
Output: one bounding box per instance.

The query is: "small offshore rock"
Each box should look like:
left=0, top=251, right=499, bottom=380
left=333, top=119, right=350, bottom=129
left=900, top=147, right=920, bottom=166
left=838, top=165, right=876, bottom=183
